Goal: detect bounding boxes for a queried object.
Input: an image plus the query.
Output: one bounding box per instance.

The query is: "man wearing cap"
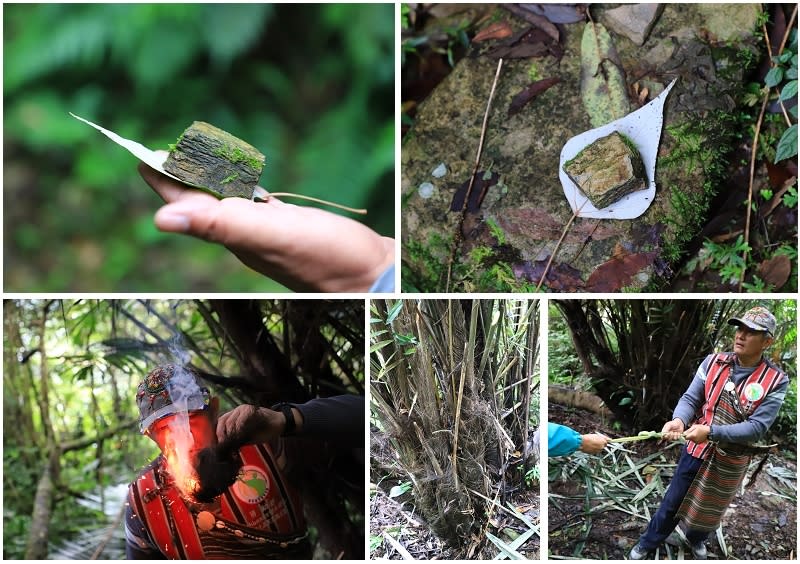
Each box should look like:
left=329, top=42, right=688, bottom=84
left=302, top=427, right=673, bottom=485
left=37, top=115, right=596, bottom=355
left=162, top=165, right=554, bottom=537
left=630, top=306, right=788, bottom=560
left=125, top=364, right=363, bottom=559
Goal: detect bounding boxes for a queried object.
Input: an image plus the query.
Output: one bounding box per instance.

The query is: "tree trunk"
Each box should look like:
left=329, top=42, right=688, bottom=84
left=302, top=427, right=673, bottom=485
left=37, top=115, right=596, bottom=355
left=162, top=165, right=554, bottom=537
left=209, top=300, right=306, bottom=403
left=24, top=449, right=60, bottom=559
left=24, top=301, right=59, bottom=559
left=553, top=299, right=738, bottom=429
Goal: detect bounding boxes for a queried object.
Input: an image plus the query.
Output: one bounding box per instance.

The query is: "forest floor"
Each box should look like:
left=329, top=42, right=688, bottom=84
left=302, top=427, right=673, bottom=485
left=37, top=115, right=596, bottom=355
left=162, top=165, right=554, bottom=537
left=370, top=470, right=540, bottom=559
left=402, top=4, right=797, bottom=293
left=549, top=404, right=797, bottom=560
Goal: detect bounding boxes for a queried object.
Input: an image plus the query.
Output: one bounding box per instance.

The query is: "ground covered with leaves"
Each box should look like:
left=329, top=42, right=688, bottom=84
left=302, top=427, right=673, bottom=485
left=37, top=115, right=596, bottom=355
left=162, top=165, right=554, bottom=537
left=370, top=472, right=540, bottom=560
left=549, top=405, right=797, bottom=560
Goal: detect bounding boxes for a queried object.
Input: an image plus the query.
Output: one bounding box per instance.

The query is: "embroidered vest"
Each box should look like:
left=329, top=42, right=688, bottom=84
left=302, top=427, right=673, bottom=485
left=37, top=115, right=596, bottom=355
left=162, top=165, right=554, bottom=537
left=686, top=353, right=785, bottom=459
left=128, top=443, right=306, bottom=559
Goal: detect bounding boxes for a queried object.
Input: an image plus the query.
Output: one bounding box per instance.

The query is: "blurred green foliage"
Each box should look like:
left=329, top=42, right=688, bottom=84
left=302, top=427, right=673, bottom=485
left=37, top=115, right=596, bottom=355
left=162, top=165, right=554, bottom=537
left=4, top=4, right=395, bottom=291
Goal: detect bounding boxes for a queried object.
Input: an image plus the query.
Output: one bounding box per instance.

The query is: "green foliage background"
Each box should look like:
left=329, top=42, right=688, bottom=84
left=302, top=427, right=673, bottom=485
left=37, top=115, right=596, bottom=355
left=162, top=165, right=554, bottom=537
left=4, top=4, right=395, bottom=291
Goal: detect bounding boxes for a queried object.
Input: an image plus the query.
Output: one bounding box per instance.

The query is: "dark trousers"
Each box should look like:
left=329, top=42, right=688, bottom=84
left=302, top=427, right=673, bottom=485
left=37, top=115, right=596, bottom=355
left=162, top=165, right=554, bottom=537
left=638, top=445, right=708, bottom=550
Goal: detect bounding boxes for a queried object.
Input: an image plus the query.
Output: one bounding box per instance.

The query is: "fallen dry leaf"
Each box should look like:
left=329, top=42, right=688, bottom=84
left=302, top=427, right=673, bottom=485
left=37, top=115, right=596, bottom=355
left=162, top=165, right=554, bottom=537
left=473, top=20, right=513, bottom=42
left=766, top=161, right=795, bottom=190
left=451, top=171, right=499, bottom=212
left=513, top=260, right=584, bottom=291
left=485, top=26, right=562, bottom=59
left=508, top=77, right=561, bottom=117
left=513, top=3, right=588, bottom=24
left=757, top=254, right=791, bottom=289
left=585, top=251, right=658, bottom=292
left=497, top=207, right=619, bottom=242
left=502, top=5, right=559, bottom=41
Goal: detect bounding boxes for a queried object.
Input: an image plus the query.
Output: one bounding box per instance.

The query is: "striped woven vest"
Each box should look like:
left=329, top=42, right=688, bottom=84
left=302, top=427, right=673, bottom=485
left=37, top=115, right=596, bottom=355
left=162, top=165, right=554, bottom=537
left=128, top=443, right=305, bottom=558
left=686, top=353, right=785, bottom=459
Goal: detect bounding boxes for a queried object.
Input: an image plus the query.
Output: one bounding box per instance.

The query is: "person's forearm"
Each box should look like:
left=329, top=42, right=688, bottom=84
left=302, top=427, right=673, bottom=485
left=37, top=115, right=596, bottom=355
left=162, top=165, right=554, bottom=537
left=294, top=395, right=364, bottom=446
left=672, top=371, right=707, bottom=424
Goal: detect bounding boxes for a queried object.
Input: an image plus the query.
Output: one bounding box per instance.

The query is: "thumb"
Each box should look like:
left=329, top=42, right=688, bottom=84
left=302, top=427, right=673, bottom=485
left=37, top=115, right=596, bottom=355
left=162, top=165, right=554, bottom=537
left=154, top=196, right=218, bottom=236
left=154, top=196, right=262, bottom=247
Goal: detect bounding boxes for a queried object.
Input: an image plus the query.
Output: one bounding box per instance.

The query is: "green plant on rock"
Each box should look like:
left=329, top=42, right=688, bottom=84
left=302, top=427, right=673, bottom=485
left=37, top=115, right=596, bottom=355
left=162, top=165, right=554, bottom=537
left=658, top=109, right=741, bottom=269
left=693, top=236, right=752, bottom=286
left=764, top=28, right=798, bottom=162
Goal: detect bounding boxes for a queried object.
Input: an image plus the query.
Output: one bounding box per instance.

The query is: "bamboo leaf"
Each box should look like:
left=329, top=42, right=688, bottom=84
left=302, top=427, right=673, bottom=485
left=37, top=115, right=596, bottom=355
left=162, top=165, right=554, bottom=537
left=370, top=339, right=394, bottom=353
left=486, top=531, right=527, bottom=560
left=386, top=300, right=404, bottom=324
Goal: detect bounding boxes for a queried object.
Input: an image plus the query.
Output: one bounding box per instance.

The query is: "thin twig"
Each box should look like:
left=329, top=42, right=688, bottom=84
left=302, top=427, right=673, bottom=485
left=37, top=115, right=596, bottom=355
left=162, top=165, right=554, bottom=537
left=445, top=58, right=504, bottom=292
left=775, top=7, right=799, bottom=129
left=536, top=209, right=579, bottom=290
left=761, top=10, right=797, bottom=129
left=740, top=7, right=797, bottom=291
left=740, top=92, right=768, bottom=291
left=264, top=192, right=367, bottom=214
left=777, top=6, right=798, bottom=54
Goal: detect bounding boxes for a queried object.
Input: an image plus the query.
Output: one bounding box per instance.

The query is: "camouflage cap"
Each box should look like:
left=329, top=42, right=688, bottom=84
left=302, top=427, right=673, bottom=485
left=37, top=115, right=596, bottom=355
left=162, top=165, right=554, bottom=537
left=136, top=364, right=210, bottom=433
left=728, top=306, right=777, bottom=337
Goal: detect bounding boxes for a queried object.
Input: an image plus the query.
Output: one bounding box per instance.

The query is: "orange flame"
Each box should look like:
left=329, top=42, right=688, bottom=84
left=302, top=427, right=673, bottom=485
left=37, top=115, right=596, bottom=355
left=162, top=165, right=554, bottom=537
left=162, top=427, right=200, bottom=498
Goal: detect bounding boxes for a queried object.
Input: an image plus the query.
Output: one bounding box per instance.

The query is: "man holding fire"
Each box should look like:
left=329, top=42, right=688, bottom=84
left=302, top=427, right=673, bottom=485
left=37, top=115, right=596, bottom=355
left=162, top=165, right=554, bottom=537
left=125, top=364, right=362, bottom=559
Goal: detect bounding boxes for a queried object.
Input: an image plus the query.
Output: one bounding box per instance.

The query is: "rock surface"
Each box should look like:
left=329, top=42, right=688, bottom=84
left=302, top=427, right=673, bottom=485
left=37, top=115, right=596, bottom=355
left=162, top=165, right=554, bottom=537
left=563, top=132, right=647, bottom=210
left=603, top=4, right=664, bottom=46
left=401, top=4, right=759, bottom=292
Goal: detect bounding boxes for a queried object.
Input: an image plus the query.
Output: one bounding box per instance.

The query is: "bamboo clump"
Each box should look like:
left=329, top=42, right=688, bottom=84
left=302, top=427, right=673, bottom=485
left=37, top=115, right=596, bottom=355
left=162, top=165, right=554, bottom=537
left=371, top=299, right=539, bottom=557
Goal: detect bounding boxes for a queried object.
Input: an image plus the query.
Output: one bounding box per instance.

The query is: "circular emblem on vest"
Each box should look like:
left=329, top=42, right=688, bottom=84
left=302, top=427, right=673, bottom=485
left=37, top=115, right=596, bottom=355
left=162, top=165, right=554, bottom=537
left=743, top=382, right=764, bottom=401
left=233, top=466, right=270, bottom=504
left=724, top=381, right=735, bottom=393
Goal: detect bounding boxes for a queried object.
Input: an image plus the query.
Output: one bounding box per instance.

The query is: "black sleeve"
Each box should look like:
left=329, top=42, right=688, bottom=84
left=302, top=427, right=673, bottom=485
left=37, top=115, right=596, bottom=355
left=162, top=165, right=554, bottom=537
left=294, top=394, right=364, bottom=447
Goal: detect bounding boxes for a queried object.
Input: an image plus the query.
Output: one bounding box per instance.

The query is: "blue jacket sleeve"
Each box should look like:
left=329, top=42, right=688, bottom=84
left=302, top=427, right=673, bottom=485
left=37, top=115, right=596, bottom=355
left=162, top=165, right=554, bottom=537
left=548, top=423, right=583, bottom=457
left=369, top=264, right=395, bottom=293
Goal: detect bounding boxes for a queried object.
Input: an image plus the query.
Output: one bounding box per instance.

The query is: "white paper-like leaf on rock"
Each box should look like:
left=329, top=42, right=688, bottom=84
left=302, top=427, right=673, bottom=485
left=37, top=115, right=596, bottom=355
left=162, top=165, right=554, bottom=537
left=69, top=112, right=205, bottom=189
left=558, top=78, right=678, bottom=220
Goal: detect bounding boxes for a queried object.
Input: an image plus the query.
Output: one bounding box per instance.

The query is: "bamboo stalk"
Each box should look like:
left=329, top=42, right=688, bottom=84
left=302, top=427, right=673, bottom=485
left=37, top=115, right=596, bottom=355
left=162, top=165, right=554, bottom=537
left=446, top=58, right=504, bottom=292
left=451, top=342, right=468, bottom=491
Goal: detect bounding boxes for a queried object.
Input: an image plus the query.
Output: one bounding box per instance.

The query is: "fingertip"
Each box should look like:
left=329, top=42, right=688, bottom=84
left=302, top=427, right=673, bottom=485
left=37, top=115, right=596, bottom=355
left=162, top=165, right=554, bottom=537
left=154, top=210, right=191, bottom=233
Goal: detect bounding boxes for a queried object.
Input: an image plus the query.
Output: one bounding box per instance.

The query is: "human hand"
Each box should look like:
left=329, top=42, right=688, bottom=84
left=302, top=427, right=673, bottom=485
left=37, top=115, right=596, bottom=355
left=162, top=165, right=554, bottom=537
left=682, top=424, right=710, bottom=444
left=579, top=433, right=609, bottom=454
left=139, top=155, right=395, bottom=292
left=216, top=405, right=285, bottom=445
left=660, top=418, right=685, bottom=441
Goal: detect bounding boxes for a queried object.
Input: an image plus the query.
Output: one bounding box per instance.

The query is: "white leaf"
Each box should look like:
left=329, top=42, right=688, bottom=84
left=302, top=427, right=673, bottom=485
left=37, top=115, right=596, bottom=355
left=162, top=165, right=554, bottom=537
left=69, top=112, right=204, bottom=189
left=558, top=78, right=677, bottom=220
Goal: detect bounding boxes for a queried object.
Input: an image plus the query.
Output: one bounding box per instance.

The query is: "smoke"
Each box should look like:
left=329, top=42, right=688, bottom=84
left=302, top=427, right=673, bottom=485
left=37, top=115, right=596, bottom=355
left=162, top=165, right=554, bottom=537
left=161, top=331, right=202, bottom=497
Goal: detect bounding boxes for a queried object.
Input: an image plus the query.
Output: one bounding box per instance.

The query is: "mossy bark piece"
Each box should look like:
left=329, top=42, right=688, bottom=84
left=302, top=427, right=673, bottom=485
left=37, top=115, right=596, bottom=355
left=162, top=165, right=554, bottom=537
left=163, top=121, right=265, bottom=199
left=563, top=132, right=646, bottom=209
